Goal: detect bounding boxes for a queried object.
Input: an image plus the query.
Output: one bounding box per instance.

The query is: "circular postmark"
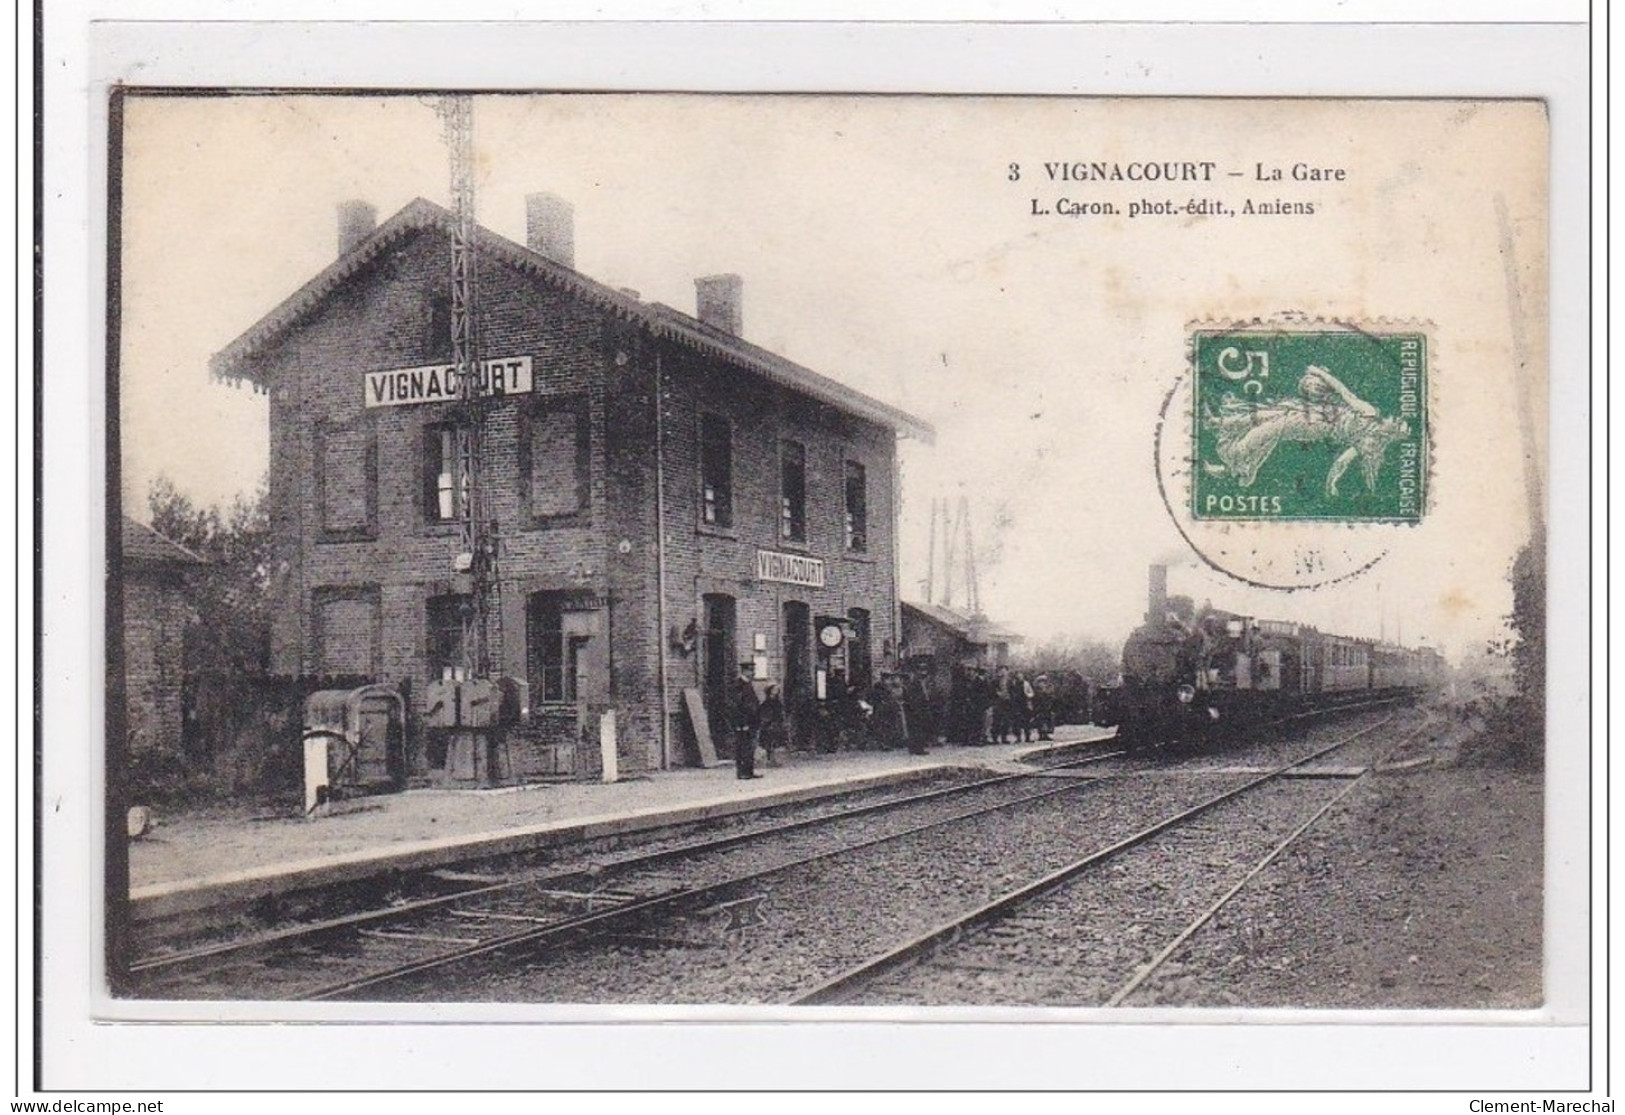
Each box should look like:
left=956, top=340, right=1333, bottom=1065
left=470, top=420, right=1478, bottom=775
left=1156, top=319, right=1431, bottom=591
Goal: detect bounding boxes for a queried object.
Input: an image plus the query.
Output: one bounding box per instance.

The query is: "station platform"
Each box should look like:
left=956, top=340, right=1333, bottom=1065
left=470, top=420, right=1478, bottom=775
left=128, top=726, right=1115, bottom=922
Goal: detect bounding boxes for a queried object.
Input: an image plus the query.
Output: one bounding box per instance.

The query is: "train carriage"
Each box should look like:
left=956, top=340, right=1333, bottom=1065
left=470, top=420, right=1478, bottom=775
left=1318, top=633, right=1371, bottom=695
left=1098, top=564, right=1441, bottom=746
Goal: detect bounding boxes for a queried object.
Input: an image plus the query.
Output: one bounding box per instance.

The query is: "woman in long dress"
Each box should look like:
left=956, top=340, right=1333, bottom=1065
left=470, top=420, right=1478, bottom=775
left=1204, top=365, right=1410, bottom=497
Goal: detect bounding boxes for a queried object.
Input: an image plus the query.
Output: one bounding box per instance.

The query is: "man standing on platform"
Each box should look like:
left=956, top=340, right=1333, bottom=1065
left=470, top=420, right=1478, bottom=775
left=729, top=661, right=763, bottom=780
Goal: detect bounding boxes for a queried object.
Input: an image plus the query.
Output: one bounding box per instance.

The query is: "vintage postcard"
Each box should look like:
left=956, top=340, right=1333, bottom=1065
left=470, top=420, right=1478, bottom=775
left=75, top=56, right=1582, bottom=1090
left=107, top=89, right=1548, bottom=1003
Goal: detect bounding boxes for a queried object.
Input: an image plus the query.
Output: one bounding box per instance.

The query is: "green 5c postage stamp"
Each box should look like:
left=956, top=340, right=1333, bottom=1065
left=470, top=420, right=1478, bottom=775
left=1191, top=327, right=1428, bottom=522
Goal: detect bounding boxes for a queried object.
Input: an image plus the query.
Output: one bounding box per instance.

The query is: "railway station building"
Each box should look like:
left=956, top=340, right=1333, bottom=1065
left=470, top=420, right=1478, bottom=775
left=211, top=196, right=932, bottom=779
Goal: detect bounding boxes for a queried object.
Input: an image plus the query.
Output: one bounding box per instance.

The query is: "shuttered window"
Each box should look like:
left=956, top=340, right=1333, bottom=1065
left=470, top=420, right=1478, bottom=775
left=317, top=420, right=376, bottom=538
left=524, top=400, right=590, bottom=521
left=314, top=588, right=379, bottom=677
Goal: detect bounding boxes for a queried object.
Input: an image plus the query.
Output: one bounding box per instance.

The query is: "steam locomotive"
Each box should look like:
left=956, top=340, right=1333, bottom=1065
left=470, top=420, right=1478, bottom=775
left=1095, top=565, right=1445, bottom=745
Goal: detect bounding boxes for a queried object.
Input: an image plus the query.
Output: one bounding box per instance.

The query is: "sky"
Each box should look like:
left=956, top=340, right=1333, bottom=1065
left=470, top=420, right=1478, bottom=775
left=116, top=94, right=1548, bottom=659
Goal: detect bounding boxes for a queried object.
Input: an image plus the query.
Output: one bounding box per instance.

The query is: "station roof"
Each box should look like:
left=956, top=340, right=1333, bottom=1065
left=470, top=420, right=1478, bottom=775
left=122, top=516, right=207, bottom=567
left=902, top=600, right=1023, bottom=645
left=210, top=198, right=934, bottom=443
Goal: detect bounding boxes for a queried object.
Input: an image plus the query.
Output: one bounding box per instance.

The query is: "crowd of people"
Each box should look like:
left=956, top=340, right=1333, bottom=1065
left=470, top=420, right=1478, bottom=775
left=937, top=663, right=1058, bottom=747
left=723, top=661, right=1079, bottom=776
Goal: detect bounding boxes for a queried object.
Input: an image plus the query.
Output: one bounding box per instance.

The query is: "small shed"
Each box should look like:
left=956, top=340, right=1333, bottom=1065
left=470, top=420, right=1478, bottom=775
left=120, top=517, right=205, bottom=758
left=900, top=600, right=1022, bottom=671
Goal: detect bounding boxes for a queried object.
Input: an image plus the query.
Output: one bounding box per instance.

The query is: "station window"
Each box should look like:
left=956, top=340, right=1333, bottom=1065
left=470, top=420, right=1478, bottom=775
left=780, top=440, right=807, bottom=543
left=424, top=422, right=467, bottom=523
left=313, top=586, right=380, bottom=678
left=316, top=419, right=377, bottom=539
left=425, top=593, right=471, bottom=680
left=424, top=290, right=453, bottom=362
left=527, top=593, right=568, bottom=703
left=700, top=413, right=733, bottom=528
left=844, top=460, right=867, bottom=552
left=526, top=592, right=588, bottom=706
left=524, top=399, right=590, bottom=520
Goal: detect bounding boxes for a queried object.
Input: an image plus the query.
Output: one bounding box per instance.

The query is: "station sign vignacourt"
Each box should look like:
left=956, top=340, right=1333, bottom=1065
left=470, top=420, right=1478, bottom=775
left=363, top=356, right=535, bottom=408
left=756, top=549, right=826, bottom=589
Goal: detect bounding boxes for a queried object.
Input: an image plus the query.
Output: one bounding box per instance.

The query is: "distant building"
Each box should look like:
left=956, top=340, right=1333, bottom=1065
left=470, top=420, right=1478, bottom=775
left=901, top=600, right=1023, bottom=671
left=211, top=196, right=931, bottom=777
left=120, top=516, right=205, bottom=758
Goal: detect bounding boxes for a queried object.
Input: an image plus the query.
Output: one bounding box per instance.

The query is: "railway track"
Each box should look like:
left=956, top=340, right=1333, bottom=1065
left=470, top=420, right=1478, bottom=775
left=131, top=702, right=1414, bottom=1004
left=791, top=712, right=1423, bottom=1006
left=128, top=742, right=1132, bottom=1000
left=386, top=708, right=1406, bottom=1004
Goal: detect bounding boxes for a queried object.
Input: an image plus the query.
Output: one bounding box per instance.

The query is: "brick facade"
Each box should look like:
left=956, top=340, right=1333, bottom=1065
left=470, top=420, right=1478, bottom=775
left=122, top=575, right=192, bottom=756
left=219, top=199, right=926, bottom=776
left=120, top=518, right=203, bottom=758
left=653, top=346, right=900, bottom=755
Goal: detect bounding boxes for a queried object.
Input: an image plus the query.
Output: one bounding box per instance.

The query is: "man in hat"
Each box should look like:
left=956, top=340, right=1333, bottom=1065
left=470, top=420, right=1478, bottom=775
left=728, top=661, right=763, bottom=779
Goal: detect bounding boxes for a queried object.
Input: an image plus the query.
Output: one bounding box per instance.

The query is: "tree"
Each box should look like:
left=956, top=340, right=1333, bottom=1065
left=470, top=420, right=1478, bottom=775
left=1507, top=528, right=1546, bottom=706
left=1016, top=633, right=1121, bottom=685
left=1469, top=528, right=1544, bottom=768
left=1501, top=529, right=1546, bottom=766
left=147, top=475, right=272, bottom=676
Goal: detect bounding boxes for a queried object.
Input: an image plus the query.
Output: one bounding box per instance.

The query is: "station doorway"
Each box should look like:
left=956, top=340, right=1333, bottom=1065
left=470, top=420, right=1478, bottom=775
left=701, top=593, right=737, bottom=743
left=782, top=600, right=812, bottom=709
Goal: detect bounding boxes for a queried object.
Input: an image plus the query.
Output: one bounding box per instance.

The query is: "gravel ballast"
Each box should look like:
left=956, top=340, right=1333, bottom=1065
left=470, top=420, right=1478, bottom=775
left=1130, top=763, right=1543, bottom=1008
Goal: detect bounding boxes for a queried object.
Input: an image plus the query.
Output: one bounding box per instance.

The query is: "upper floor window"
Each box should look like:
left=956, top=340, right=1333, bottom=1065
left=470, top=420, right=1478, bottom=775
left=700, top=413, right=733, bottom=528
left=780, top=440, right=806, bottom=543
left=524, top=399, right=590, bottom=521
left=425, top=291, right=453, bottom=362
left=424, top=422, right=467, bottom=524
left=316, top=418, right=377, bottom=540
left=844, top=460, right=868, bottom=552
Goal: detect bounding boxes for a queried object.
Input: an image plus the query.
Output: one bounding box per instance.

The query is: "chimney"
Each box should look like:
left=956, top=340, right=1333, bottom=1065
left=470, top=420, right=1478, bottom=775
left=525, top=193, right=575, bottom=269
left=695, top=274, right=743, bottom=336
left=1147, top=564, right=1168, bottom=625
left=337, top=200, right=377, bottom=257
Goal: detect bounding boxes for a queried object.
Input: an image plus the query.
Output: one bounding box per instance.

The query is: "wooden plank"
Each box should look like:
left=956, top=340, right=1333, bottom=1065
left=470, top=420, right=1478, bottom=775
left=681, top=687, right=720, bottom=767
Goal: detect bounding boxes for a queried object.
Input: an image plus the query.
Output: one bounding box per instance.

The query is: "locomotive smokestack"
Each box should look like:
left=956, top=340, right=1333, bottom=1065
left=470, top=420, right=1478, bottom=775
left=1147, top=564, right=1168, bottom=625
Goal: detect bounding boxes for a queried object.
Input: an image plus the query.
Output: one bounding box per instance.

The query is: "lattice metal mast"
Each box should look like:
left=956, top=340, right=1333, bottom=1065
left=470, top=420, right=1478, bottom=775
left=923, top=497, right=938, bottom=604
left=961, top=495, right=981, bottom=617
left=436, top=93, right=501, bottom=678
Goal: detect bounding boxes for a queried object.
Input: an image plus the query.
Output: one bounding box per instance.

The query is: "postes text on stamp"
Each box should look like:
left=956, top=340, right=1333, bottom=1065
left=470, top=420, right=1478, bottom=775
left=1191, top=328, right=1427, bottom=523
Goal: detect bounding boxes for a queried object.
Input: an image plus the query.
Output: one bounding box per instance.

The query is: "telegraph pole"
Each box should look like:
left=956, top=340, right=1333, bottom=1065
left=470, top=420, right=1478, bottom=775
left=436, top=94, right=501, bottom=678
